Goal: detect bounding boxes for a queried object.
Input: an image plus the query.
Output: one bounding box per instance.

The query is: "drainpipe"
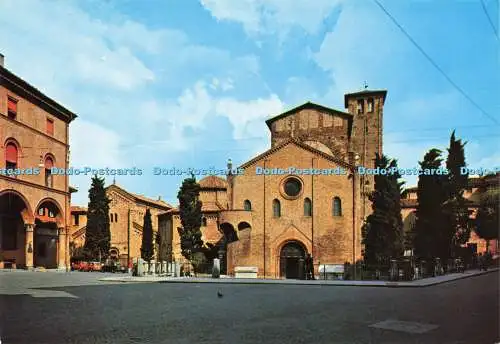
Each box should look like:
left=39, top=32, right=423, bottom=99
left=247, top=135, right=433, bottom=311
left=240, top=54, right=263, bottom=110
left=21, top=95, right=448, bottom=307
left=263, top=159, right=267, bottom=278
left=311, top=157, right=314, bottom=276
left=128, top=208, right=131, bottom=273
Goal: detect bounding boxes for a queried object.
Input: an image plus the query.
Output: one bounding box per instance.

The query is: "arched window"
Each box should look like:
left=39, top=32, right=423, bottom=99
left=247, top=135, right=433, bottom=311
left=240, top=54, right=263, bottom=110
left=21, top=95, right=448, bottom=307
left=333, top=197, right=342, bottom=216
left=273, top=199, right=281, bottom=218
left=243, top=200, right=252, bottom=211
left=304, top=198, right=312, bottom=216
left=115, top=213, right=118, bottom=222
left=110, top=213, right=114, bottom=222
left=5, top=142, right=18, bottom=171
left=367, top=98, right=374, bottom=112
left=202, top=217, right=207, bottom=226
left=44, top=156, right=54, bottom=188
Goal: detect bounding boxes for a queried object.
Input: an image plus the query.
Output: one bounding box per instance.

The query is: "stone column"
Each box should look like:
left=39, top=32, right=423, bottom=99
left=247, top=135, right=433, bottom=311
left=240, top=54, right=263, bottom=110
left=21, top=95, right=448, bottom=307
left=58, top=227, right=67, bottom=270
left=25, top=224, right=34, bottom=270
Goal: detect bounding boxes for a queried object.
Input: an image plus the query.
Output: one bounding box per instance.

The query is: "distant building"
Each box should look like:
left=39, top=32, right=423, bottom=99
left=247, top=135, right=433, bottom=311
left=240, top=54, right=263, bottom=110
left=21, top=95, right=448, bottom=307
left=0, top=54, right=77, bottom=269
left=70, top=183, right=172, bottom=265
left=401, top=173, right=500, bottom=255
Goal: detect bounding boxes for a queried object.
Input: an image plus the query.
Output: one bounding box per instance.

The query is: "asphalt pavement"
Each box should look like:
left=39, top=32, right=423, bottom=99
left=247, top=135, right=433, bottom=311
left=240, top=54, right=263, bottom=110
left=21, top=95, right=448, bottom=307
left=0, top=270, right=498, bottom=344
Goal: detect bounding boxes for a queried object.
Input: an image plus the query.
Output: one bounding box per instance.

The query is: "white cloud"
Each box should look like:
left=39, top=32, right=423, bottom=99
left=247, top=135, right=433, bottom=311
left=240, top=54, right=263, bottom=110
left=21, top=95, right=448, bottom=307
left=200, top=0, right=343, bottom=38
left=215, top=94, right=284, bottom=139
left=69, top=119, right=124, bottom=204
left=0, top=0, right=278, bottom=204
left=0, top=0, right=158, bottom=91
left=312, top=1, right=413, bottom=100
left=133, top=82, right=283, bottom=148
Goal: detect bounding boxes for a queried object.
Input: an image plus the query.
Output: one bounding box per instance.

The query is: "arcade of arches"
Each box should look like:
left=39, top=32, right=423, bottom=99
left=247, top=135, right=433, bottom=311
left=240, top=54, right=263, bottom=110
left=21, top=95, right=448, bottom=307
left=0, top=190, right=68, bottom=269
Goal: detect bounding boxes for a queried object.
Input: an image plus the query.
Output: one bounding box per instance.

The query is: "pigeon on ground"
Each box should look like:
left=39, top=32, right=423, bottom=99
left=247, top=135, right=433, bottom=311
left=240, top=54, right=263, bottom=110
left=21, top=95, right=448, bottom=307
left=217, top=290, right=223, bottom=298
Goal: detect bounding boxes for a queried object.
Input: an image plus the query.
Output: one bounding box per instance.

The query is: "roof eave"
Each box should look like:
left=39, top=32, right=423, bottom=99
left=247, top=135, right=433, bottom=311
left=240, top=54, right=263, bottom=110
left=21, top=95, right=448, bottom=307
left=0, top=66, right=77, bottom=122
left=344, top=90, right=388, bottom=108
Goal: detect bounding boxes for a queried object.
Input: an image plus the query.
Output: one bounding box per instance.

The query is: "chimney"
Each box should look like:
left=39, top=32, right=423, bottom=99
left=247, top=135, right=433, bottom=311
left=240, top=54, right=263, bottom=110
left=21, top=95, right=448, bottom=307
left=158, top=196, right=162, bottom=201
left=0, top=53, right=4, bottom=67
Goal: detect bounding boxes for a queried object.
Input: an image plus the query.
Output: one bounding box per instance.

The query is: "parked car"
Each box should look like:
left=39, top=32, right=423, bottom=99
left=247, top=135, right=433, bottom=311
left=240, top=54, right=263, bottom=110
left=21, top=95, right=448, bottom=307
left=102, top=259, right=118, bottom=273
left=101, top=259, right=128, bottom=273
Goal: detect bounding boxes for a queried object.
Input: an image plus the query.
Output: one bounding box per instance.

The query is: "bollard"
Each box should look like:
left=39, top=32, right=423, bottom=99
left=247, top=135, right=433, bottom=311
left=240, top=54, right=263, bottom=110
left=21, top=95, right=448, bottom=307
left=212, top=258, right=220, bottom=278
left=137, top=258, right=145, bottom=276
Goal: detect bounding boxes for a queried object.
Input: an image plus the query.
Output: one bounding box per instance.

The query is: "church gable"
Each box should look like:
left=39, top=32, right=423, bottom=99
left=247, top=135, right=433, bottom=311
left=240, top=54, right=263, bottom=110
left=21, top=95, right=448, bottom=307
left=266, top=102, right=351, bottom=130
left=266, top=102, right=352, bottom=154
left=107, top=188, right=134, bottom=207
left=240, top=139, right=353, bottom=171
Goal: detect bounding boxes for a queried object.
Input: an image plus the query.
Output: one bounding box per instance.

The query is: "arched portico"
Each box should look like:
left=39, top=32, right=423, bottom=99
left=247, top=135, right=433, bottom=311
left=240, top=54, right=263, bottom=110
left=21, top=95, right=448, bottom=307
left=279, top=240, right=308, bottom=279
left=34, top=198, right=65, bottom=269
left=0, top=190, right=35, bottom=268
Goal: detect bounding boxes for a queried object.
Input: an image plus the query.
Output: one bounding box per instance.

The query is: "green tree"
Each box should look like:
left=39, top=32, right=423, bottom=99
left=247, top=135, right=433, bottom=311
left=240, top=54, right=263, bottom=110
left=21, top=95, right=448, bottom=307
left=474, top=186, right=499, bottom=252
left=177, top=175, right=203, bottom=261
left=413, top=149, right=448, bottom=260
left=84, top=175, right=111, bottom=261
left=443, top=131, right=472, bottom=258
left=141, top=209, right=154, bottom=261
left=362, top=154, right=405, bottom=268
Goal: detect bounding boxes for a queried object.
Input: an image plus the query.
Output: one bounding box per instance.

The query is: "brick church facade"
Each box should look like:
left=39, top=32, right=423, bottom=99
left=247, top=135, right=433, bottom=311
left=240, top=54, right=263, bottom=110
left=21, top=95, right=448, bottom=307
left=165, top=89, right=387, bottom=278
left=70, top=183, right=172, bottom=265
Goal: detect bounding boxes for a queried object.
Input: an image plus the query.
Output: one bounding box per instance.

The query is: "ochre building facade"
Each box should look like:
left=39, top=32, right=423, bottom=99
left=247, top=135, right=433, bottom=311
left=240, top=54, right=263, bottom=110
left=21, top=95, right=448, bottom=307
left=70, top=183, right=172, bottom=265
left=0, top=55, right=77, bottom=269
left=165, top=90, right=387, bottom=278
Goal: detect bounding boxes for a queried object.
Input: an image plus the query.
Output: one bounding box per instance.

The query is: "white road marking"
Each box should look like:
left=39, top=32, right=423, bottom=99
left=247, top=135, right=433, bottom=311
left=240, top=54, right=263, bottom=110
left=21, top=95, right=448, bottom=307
left=0, top=289, right=78, bottom=298
left=28, top=290, right=78, bottom=298
left=370, top=320, right=439, bottom=334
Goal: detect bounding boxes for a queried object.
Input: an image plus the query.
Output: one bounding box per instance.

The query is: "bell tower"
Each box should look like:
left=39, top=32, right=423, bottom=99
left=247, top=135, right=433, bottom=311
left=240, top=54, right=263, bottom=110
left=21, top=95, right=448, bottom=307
left=345, top=85, right=387, bottom=169
left=345, top=85, right=387, bottom=224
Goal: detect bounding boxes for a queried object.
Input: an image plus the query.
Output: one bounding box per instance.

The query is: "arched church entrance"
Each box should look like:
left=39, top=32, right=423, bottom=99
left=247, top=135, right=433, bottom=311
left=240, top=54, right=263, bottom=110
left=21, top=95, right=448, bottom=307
left=280, top=241, right=307, bottom=279
left=34, top=199, right=63, bottom=269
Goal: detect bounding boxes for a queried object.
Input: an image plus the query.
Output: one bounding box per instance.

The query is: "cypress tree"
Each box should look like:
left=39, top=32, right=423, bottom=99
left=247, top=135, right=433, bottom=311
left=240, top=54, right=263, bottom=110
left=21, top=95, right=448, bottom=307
left=413, top=149, right=448, bottom=260
left=141, top=209, right=154, bottom=261
left=443, top=131, right=472, bottom=258
left=177, top=175, right=203, bottom=261
left=362, top=154, right=405, bottom=269
left=84, top=175, right=111, bottom=261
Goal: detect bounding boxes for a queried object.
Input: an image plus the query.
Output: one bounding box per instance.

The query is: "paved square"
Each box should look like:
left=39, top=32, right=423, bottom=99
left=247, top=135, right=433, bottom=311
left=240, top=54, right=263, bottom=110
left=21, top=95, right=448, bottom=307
left=369, top=319, right=439, bottom=334
left=0, top=270, right=498, bottom=343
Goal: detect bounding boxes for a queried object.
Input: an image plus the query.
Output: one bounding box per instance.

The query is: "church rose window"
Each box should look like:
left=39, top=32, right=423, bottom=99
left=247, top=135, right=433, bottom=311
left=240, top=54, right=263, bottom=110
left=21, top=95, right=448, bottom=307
left=284, top=177, right=302, bottom=197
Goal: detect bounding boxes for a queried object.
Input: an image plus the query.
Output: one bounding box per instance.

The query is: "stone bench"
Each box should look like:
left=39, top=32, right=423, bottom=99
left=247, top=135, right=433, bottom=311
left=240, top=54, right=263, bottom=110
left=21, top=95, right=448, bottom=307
left=234, top=266, right=258, bottom=278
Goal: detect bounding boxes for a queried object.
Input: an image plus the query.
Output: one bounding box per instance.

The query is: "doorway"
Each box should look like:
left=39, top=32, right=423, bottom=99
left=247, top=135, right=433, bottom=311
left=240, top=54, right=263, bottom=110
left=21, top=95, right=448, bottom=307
left=280, top=241, right=306, bottom=279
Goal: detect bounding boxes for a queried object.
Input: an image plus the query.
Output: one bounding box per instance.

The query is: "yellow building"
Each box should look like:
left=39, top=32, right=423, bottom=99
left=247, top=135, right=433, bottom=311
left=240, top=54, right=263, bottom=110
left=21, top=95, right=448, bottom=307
left=0, top=54, right=77, bottom=270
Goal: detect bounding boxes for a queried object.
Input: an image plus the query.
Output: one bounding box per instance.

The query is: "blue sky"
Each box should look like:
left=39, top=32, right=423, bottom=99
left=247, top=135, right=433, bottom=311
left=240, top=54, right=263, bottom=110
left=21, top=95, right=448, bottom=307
left=1, top=0, right=499, bottom=206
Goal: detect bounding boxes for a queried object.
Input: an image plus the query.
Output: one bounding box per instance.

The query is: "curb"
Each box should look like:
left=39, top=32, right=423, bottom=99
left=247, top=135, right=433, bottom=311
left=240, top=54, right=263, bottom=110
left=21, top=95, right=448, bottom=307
left=98, top=268, right=499, bottom=287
